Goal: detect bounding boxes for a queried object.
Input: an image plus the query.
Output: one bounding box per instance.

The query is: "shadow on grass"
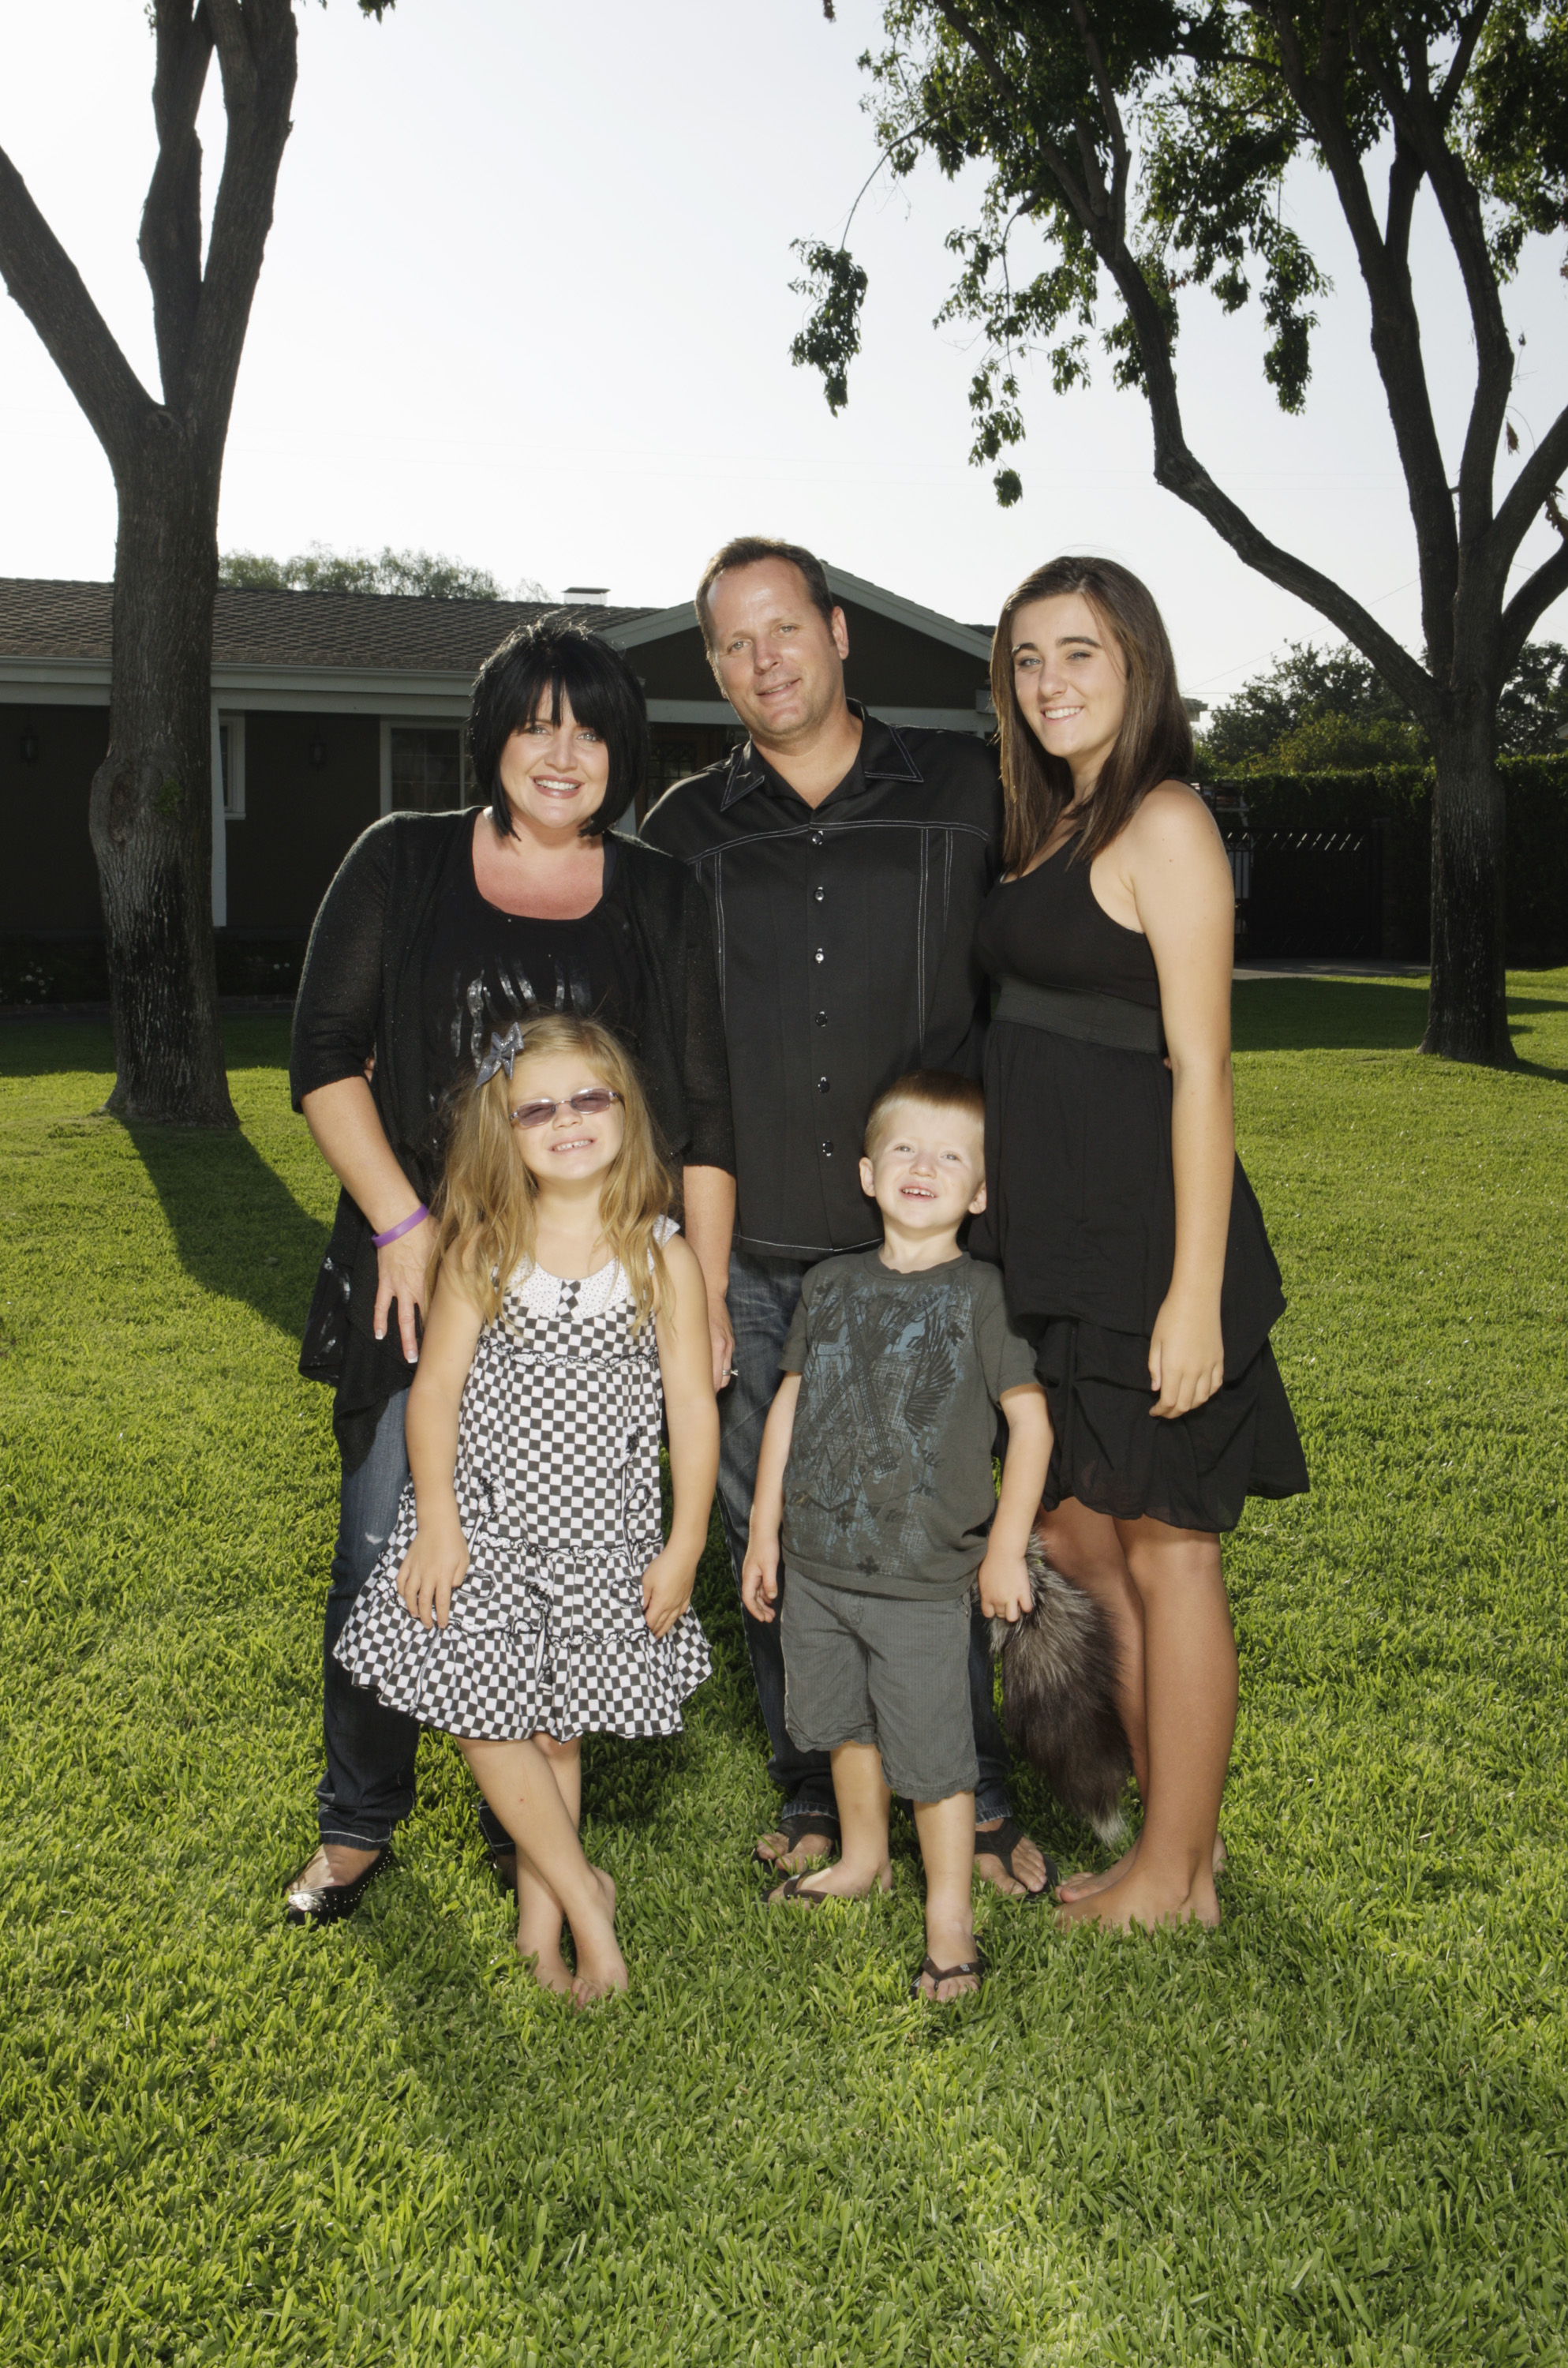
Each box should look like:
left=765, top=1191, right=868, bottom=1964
left=0, top=1017, right=117, bottom=1080
left=126, top=1118, right=328, bottom=1342
left=1233, top=978, right=1430, bottom=1053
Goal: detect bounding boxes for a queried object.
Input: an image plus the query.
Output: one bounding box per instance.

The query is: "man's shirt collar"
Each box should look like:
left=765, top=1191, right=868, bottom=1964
left=718, top=702, right=924, bottom=811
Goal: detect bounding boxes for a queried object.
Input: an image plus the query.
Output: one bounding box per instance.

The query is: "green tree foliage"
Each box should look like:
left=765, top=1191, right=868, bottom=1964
left=1199, top=638, right=1568, bottom=770
left=219, top=545, right=546, bottom=601
left=792, top=0, right=1568, bottom=1062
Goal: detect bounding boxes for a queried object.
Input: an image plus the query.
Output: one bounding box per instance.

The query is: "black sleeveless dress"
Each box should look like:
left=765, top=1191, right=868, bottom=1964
left=971, top=845, right=1308, bottom=1532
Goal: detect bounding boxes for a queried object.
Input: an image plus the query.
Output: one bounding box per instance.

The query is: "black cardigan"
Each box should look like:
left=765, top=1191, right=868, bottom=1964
left=290, top=808, right=733, bottom=1465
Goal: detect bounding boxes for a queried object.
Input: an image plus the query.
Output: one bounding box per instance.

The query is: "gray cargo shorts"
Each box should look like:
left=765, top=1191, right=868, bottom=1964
left=780, top=1567, right=979, bottom=1806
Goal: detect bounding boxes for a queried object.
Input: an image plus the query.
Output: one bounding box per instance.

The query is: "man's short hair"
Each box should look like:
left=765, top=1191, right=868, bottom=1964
left=863, top=1069, right=986, bottom=1159
left=694, top=536, right=836, bottom=654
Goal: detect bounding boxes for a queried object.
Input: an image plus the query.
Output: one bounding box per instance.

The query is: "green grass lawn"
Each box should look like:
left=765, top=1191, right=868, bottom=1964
left=2, top=975, right=1565, bottom=2367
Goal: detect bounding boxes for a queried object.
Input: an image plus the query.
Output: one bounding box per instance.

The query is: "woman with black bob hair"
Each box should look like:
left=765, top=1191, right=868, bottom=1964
left=283, top=617, right=735, bottom=1929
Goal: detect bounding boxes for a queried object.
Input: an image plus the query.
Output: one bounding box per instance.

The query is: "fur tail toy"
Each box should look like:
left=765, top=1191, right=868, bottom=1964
left=989, top=1539, right=1131, bottom=1843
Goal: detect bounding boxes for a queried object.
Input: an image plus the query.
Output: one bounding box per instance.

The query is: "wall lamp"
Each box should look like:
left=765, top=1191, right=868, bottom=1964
left=308, top=733, right=328, bottom=768
left=19, top=728, right=40, bottom=762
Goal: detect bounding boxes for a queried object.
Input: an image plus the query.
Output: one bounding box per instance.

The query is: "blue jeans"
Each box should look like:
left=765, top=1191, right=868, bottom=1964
left=316, top=1389, right=507, bottom=1852
left=716, top=1249, right=1013, bottom=1830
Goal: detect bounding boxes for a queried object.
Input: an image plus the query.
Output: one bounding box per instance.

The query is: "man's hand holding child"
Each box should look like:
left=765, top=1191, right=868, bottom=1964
left=395, top=1501, right=471, bottom=1630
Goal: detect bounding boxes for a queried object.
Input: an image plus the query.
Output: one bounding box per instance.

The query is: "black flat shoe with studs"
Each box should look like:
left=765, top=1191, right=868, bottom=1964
left=283, top=1845, right=395, bottom=1928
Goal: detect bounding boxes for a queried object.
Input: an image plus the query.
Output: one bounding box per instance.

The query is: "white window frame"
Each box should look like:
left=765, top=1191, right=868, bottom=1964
left=218, top=711, right=246, bottom=820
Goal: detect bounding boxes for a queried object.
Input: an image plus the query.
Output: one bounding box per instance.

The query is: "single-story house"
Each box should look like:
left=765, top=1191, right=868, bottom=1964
left=0, top=568, right=996, bottom=971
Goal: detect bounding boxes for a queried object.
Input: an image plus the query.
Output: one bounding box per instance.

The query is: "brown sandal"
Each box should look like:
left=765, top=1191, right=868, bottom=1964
left=764, top=1872, right=833, bottom=1909
left=908, top=1949, right=987, bottom=1999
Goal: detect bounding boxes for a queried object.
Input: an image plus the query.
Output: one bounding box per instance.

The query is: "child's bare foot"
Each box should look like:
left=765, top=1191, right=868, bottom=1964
left=1056, top=1861, right=1220, bottom=1932
left=765, top=1858, right=892, bottom=1905
left=1057, top=1830, right=1226, bottom=1903
left=569, top=1868, right=627, bottom=2007
left=516, top=1894, right=573, bottom=1995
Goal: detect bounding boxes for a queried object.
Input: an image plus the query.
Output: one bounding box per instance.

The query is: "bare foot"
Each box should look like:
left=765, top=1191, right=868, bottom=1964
left=516, top=1891, right=573, bottom=1995
left=753, top=1825, right=838, bottom=1875
left=1057, top=1830, right=1226, bottom=1904
left=765, top=1860, right=892, bottom=1905
left=974, top=1819, right=1050, bottom=1899
left=1056, top=1862, right=1220, bottom=1932
left=570, top=1869, right=628, bottom=2008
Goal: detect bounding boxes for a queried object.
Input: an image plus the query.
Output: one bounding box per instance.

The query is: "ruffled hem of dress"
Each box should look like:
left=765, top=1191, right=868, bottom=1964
left=1033, top=1315, right=1308, bottom=1534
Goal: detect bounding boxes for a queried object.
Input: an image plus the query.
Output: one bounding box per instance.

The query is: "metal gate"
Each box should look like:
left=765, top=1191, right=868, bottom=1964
left=1244, top=827, right=1383, bottom=958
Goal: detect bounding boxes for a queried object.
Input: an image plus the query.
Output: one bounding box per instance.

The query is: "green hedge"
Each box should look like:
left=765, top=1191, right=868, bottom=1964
left=1205, top=753, right=1568, bottom=963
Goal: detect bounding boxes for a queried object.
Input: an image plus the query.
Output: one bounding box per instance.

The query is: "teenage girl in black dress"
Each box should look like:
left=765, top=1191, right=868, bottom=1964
left=971, top=557, right=1308, bottom=1929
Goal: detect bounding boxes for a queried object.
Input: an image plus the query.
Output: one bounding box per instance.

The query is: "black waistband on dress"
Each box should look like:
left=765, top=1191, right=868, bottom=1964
left=994, top=976, right=1167, bottom=1055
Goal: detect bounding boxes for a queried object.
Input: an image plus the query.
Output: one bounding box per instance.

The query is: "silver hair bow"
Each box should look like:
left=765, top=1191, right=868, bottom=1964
left=476, top=1021, right=528, bottom=1085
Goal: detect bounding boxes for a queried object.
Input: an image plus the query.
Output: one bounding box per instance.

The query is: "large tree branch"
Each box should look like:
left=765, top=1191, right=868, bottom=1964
left=1489, top=404, right=1568, bottom=574
left=0, top=144, right=156, bottom=472
left=1499, top=537, right=1568, bottom=676
left=1102, top=234, right=1437, bottom=721
left=1258, top=4, right=1458, bottom=664
left=140, top=2, right=217, bottom=409
left=1376, top=13, right=1512, bottom=556
left=180, top=0, right=298, bottom=469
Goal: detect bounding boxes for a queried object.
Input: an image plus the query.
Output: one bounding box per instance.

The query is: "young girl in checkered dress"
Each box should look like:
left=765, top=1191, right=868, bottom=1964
left=334, top=1014, right=717, bottom=2004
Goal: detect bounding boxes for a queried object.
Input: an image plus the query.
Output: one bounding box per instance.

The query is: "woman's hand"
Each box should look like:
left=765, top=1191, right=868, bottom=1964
left=375, top=1215, right=432, bottom=1362
left=395, top=1505, right=470, bottom=1629
left=740, top=1531, right=780, bottom=1623
left=1147, top=1289, right=1225, bottom=1418
left=641, top=1546, right=697, bottom=1639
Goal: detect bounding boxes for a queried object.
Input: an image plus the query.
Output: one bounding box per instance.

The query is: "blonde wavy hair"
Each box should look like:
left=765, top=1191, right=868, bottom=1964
left=428, top=1014, right=675, bottom=1331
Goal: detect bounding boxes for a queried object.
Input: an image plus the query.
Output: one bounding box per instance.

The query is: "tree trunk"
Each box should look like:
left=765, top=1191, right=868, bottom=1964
left=88, top=420, right=236, bottom=1126
left=1420, top=699, right=1515, bottom=1066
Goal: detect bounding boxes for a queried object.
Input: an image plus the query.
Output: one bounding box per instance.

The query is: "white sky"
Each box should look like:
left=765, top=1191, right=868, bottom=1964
left=2, top=0, right=1564, bottom=706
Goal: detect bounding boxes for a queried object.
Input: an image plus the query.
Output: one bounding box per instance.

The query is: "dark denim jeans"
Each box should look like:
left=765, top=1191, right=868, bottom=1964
left=316, top=1388, right=507, bottom=1852
left=717, top=1248, right=1013, bottom=1830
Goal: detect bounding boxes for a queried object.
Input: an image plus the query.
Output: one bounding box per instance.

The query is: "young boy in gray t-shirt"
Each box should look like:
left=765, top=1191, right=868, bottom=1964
left=743, top=1070, right=1051, bottom=2002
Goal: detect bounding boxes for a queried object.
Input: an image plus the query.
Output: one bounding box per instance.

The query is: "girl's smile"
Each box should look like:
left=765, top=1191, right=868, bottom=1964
left=1010, top=590, right=1128, bottom=791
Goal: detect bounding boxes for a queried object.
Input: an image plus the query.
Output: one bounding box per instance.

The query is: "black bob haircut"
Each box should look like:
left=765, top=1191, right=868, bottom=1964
left=467, top=618, right=649, bottom=839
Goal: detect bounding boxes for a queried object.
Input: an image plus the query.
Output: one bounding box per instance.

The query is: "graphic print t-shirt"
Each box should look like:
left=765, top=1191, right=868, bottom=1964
left=778, top=1249, right=1038, bottom=1601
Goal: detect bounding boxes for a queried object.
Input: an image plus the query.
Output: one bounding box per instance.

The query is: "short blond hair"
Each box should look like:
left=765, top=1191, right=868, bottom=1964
left=863, top=1068, right=986, bottom=1160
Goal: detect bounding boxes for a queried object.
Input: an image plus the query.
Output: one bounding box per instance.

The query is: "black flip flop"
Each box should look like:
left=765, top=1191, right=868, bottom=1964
left=750, top=1810, right=841, bottom=1870
left=763, top=1872, right=833, bottom=1909
left=909, top=1948, right=988, bottom=2000
left=975, top=1814, right=1057, bottom=1905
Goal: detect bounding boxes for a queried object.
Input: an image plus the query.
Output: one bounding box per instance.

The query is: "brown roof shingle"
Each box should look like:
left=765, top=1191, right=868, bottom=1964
left=0, top=579, right=658, bottom=671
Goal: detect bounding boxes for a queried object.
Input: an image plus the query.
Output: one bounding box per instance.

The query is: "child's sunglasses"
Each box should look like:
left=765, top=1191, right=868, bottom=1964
left=508, top=1087, right=621, bottom=1130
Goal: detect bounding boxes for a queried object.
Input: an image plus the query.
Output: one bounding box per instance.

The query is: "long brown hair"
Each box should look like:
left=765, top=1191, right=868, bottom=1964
left=429, top=1015, right=675, bottom=1331
left=989, top=556, right=1193, bottom=875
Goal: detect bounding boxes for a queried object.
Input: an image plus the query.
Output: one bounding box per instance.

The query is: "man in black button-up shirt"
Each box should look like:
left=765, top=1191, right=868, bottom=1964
left=643, top=537, right=1055, bottom=1901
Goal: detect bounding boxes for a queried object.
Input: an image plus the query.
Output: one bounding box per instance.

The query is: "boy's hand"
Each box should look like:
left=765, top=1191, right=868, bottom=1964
left=642, top=1546, right=697, bottom=1639
left=978, top=1549, right=1033, bottom=1624
left=740, top=1533, right=780, bottom=1623
left=395, top=1509, right=470, bottom=1631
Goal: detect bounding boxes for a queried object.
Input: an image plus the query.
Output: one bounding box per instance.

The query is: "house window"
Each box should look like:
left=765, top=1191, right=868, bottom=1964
left=219, top=715, right=245, bottom=819
left=390, top=726, right=473, bottom=812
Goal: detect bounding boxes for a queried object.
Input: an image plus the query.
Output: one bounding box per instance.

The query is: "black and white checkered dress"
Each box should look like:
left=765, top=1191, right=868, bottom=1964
left=333, top=1224, right=710, bottom=1741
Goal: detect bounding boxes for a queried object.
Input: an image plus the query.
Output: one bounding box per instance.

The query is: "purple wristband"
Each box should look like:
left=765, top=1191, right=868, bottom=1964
left=372, top=1202, right=428, bottom=1249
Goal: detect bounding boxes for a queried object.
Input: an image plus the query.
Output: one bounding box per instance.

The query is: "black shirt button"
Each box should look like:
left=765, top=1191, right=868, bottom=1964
left=821, top=1140, right=834, bottom=1156
left=814, top=884, right=825, bottom=902
left=818, top=1075, right=829, bottom=1093
left=814, top=947, right=825, bottom=963
left=810, top=829, right=825, bottom=847
left=815, top=1009, right=828, bottom=1027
